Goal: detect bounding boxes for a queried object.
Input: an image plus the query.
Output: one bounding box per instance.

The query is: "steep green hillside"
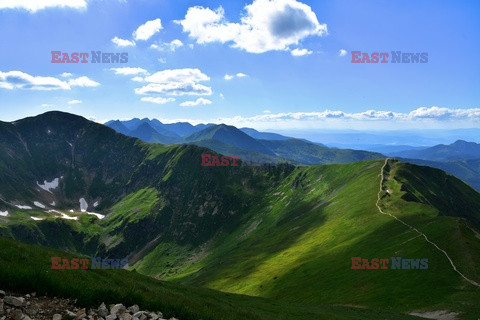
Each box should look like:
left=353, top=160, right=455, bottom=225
left=2, top=112, right=480, bottom=319
left=0, top=237, right=420, bottom=320
left=134, top=159, right=480, bottom=318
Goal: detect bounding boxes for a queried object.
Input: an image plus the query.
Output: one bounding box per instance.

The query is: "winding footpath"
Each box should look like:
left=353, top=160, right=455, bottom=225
left=376, top=158, right=480, bottom=288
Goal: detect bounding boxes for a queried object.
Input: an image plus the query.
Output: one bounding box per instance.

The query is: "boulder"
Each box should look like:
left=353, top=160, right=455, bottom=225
left=3, top=296, right=26, bottom=307
left=128, top=305, right=139, bottom=314
left=110, top=304, right=126, bottom=317
left=97, top=303, right=108, bottom=318
left=53, top=314, right=62, bottom=320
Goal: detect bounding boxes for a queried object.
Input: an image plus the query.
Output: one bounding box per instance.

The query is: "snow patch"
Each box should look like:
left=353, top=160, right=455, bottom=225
left=31, top=216, right=45, bottom=221
left=79, top=198, right=88, bottom=212
left=37, top=178, right=59, bottom=193
left=60, top=213, right=78, bottom=220
left=16, top=205, right=32, bottom=210
left=50, top=201, right=56, bottom=206
left=0, top=211, right=8, bottom=217
left=93, top=201, right=99, bottom=207
left=34, top=201, right=45, bottom=209
left=69, top=209, right=74, bottom=213
left=87, top=212, right=105, bottom=219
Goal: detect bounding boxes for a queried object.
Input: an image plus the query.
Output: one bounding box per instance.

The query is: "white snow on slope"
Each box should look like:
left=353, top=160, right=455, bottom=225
left=31, top=216, right=45, bottom=221
left=87, top=212, right=105, bottom=219
left=79, top=198, right=88, bottom=212
left=93, top=201, right=99, bottom=207
left=37, top=178, right=59, bottom=193
left=16, top=205, right=32, bottom=210
left=34, top=201, right=45, bottom=209
left=0, top=211, right=8, bottom=217
left=50, top=201, right=56, bottom=206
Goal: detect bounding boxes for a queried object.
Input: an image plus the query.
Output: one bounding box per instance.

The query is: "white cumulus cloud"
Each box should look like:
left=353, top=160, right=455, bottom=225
left=60, top=72, right=73, bottom=78
left=133, top=18, right=162, bottom=41
left=0, top=71, right=99, bottom=90
left=338, top=49, right=347, bottom=56
left=151, top=39, right=184, bottom=52
left=177, top=0, right=327, bottom=54
left=67, top=99, right=82, bottom=105
left=0, top=0, right=87, bottom=12
left=224, top=73, right=247, bottom=80
left=110, top=67, right=149, bottom=75
left=67, top=76, right=100, bottom=87
left=111, top=37, right=136, bottom=47
left=140, top=97, right=175, bottom=104
left=291, top=48, right=312, bottom=56
left=180, top=98, right=212, bottom=107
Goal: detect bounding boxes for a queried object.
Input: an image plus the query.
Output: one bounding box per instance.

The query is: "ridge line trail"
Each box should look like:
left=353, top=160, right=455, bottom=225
left=376, top=158, right=480, bottom=288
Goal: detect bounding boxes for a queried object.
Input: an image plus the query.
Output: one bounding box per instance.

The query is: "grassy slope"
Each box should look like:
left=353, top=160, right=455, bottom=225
left=134, top=160, right=480, bottom=318
left=0, top=237, right=420, bottom=320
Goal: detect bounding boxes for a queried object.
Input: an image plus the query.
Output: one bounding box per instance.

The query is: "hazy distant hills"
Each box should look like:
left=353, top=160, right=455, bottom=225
left=106, top=118, right=383, bottom=165
left=389, top=140, right=480, bottom=191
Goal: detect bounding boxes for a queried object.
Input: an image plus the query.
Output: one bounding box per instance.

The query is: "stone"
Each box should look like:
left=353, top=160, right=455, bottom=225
left=0, top=299, right=4, bottom=316
left=148, top=313, right=159, bottom=320
left=66, top=310, right=76, bottom=318
left=3, top=296, right=26, bottom=307
left=53, top=314, right=62, bottom=320
left=76, top=308, right=87, bottom=319
left=128, top=305, right=139, bottom=314
left=97, top=303, right=108, bottom=318
left=105, top=315, right=116, bottom=320
left=23, top=316, right=32, bottom=320
left=31, top=293, right=36, bottom=298
left=12, top=309, right=23, bottom=320
left=0, top=291, right=4, bottom=298
left=120, top=313, right=132, bottom=320
left=25, top=294, right=30, bottom=299
left=110, top=304, right=126, bottom=317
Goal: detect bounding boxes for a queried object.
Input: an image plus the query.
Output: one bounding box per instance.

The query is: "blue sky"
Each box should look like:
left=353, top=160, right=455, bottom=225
left=0, top=0, right=479, bottom=131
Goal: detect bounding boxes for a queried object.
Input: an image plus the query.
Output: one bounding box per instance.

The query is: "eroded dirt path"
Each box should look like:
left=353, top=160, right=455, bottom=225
left=376, top=158, right=480, bottom=288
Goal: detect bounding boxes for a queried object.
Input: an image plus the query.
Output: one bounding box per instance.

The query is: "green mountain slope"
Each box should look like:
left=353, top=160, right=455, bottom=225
left=1, top=237, right=422, bottom=320
left=183, top=124, right=276, bottom=156
left=1, top=112, right=480, bottom=319
left=134, top=159, right=480, bottom=318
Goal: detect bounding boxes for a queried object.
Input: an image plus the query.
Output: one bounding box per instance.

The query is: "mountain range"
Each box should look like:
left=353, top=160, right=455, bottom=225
left=1, top=111, right=480, bottom=319
left=105, top=118, right=383, bottom=165
left=389, top=140, right=480, bottom=191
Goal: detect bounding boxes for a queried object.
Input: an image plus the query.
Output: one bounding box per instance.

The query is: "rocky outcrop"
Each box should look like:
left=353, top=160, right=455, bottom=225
left=0, top=291, right=179, bottom=320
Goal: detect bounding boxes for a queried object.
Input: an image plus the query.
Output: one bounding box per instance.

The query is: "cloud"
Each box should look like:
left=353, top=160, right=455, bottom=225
left=67, top=76, right=100, bottom=87
left=150, top=39, right=184, bottom=52
left=133, top=18, right=162, bottom=41
left=135, top=82, right=212, bottom=96
left=60, top=72, right=73, bottom=78
left=180, top=98, right=212, bottom=107
left=131, top=76, right=144, bottom=82
left=224, top=73, right=247, bottom=80
left=211, top=107, right=480, bottom=128
left=338, top=49, right=347, bottom=57
left=291, top=48, right=312, bottom=56
left=112, top=37, right=136, bottom=47
left=67, top=99, right=82, bottom=105
left=158, top=58, right=167, bottom=64
left=110, top=67, right=149, bottom=75
left=41, top=103, right=55, bottom=108
left=177, top=0, right=327, bottom=54
left=140, top=97, right=176, bottom=104
left=0, top=0, right=87, bottom=12
left=0, top=70, right=99, bottom=90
